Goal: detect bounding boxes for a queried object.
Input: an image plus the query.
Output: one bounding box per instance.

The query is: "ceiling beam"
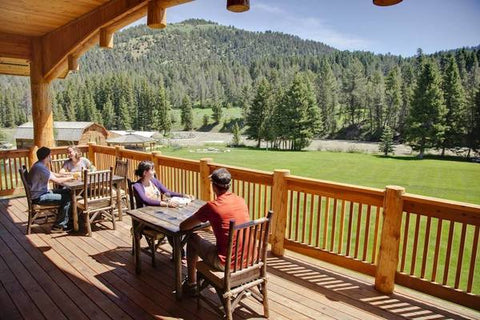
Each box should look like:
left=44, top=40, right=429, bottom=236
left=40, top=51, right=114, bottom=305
left=42, top=0, right=193, bottom=80
left=0, top=33, right=32, bottom=60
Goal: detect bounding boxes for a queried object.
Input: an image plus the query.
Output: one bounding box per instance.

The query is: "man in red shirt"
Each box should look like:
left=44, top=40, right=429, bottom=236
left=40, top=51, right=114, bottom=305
left=180, top=168, right=250, bottom=296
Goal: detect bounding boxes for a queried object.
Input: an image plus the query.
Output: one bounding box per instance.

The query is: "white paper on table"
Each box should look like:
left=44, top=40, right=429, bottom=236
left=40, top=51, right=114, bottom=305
left=169, top=197, right=192, bottom=206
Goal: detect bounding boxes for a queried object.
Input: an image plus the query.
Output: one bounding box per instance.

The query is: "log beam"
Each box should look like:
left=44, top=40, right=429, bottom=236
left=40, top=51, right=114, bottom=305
left=99, top=28, right=114, bottom=48
left=30, top=38, right=55, bottom=148
left=148, top=0, right=167, bottom=29
left=0, top=32, right=32, bottom=60
left=68, top=55, right=79, bottom=72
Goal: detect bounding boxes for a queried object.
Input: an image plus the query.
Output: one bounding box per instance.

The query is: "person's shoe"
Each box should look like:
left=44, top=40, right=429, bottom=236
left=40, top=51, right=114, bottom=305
left=63, top=225, right=73, bottom=233
left=181, top=278, right=198, bottom=298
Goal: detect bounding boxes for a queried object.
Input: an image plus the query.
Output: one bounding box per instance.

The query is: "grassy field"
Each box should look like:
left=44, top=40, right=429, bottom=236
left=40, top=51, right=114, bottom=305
left=160, top=147, right=480, bottom=205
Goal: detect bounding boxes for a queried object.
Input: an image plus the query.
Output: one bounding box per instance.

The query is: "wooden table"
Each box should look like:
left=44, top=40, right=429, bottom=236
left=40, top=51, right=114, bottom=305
left=127, top=199, right=208, bottom=299
left=62, top=174, right=125, bottom=232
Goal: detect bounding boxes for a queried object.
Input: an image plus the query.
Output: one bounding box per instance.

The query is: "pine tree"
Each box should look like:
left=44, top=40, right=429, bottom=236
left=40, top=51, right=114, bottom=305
left=279, top=73, right=322, bottom=150
left=118, top=96, right=132, bottom=130
left=366, top=70, right=385, bottom=137
left=231, top=122, right=241, bottom=146
left=342, top=58, right=367, bottom=126
left=406, top=60, right=447, bottom=159
left=154, top=85, right=171, bottom=134
left=385, top=67, right=402, bottom=130
left=102, top=96, right=115, bottom=129
left=317, top=60, right=338, bottom=136
left=4, top=94, right=15, bottom=127
left=379, top=126, right=395, bottom=156
left=466, top=82, right=480, bottom=156
left=212, top=101, right=223, bottom=124
left=246, top=78, right=272, bottom=147
left=180, top=96, right=193, bottom=131
left=441, top=55, right=466, bottom=155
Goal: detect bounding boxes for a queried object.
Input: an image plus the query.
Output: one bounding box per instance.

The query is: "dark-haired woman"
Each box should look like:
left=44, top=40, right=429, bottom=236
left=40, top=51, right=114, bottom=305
left=132, top=160, right=193, bottom=207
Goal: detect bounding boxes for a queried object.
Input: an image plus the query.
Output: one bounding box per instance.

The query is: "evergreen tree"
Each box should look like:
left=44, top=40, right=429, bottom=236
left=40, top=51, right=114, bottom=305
left=202, top=114, right=209, bottom=127
left=366, top=70, right=385, bottom=137
left=342, top=58, right=367, bottom=126
left=385, top=66, right=402, bottom=130
left=117, top=96, right=132, bottom=130
left=246, top=78, right=272, bottom=147
left=180, top=96, right=193, bottom=131
left=317, top=60, right=338, bottom=136
left=212, top=101, right=223, bottom=123
left=102, top=96, right=115, bottom=129
left=154, top=85, right=171, bottom=134
left=231, top=122, right=241, bottom=146
left=406, top=60, right=447, bottom=158
left=441, top=55, right=466, bottom=155
left=379, top=126, right=395, bottom=156
left=466, top=82, right=480, bottom=156
left=278, top=73, right=322, bottom=150
left=4, top=94, right=15, bottom=127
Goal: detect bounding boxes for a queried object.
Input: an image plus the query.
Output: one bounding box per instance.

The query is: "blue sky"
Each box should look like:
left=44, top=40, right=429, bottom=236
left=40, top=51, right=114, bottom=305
left=132, top=0, right=480, bottom=57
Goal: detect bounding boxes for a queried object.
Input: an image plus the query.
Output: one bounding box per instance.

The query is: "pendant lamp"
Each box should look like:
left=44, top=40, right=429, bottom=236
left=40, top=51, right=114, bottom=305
left=227, top=0, right=250, bottom=12
left=373, top=0, right=403, bottom=6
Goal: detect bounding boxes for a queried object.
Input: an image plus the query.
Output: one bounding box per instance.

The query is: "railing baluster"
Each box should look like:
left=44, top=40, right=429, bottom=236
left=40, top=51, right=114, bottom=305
left=371, top=206, right=381, bottom=263
left=362, top=204, right=371, bottom=261
left=421, top=216, right=432, bottom=278
left=315, top=195, right=322, bottom=248
left=323, top=197, right=330, bottom=249
left=338, top=199, right=346, bottom=255
left=330, top=198, right=337, bottom=252
left=308, top=193, right=315, bottom=246
left=302, top=192, right=307, bottom=244
left=400, top=212, right=410, bottom=272
left=431, top=218, right=443, bottom=282
left=454, top=223, right=467, bottom=289
left=287, top=190, right=293, bottom=240
left=354, top=203, right=362, bottom=259
left=346, top=201, right=353, bottom=257
left=295, top=191, right=301, bottom=242
left=443, top=221, right=455, bottom=285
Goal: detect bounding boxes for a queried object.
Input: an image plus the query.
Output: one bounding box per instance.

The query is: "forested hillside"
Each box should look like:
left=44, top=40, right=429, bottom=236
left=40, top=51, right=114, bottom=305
left=0, top=19, right=479, bottom=154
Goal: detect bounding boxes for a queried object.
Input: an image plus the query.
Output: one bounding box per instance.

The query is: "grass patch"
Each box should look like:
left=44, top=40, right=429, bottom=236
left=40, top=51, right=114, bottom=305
left=160, top=147, right=480, bottom=205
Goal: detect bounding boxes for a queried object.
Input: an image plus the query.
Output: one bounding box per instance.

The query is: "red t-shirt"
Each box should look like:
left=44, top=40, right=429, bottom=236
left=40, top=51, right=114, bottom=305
left=194, top=192, right=250, bottom=264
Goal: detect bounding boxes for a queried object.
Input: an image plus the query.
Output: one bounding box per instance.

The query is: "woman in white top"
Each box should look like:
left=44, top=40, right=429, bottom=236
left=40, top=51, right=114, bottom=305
left=60, top=146, right=94, bottom=173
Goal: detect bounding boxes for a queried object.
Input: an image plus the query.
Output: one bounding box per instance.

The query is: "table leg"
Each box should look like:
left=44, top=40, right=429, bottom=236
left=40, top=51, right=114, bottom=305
left=133, top=220, right=142, bottom=274
left=173, top=235, right=183, bottom=300
left=72, top=189, right=79, bottom=232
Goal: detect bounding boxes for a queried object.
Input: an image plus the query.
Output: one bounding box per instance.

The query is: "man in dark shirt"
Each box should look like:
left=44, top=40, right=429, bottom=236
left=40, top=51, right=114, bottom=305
left=180, top=168, right=250, bottom=296
left=28, top=146, right=74, bottom=233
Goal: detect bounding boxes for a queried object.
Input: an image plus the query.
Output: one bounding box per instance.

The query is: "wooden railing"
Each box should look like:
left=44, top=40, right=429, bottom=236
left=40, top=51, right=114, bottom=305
left=2, top=144, right=479, bottom=310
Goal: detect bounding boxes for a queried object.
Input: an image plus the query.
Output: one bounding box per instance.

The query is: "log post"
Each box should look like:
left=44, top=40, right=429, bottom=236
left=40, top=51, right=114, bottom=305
left=67, top=54, right=79, bottom=71
left=30, top=37, right=55, bottom=148
left=199, top=158, right=213, bottom=201
left=271, top=169, right=290, bottom=256
left=28, top=146, right=38, bottom=168
left=147, top=0, right=166, bottom=29
left=375, top=185, right=405, bottom=293
left=87, top=142, right=96, bottom=167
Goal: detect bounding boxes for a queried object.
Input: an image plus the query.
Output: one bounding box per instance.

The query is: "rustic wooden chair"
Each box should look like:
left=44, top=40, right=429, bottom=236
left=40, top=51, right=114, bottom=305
left=50, top=157, right=69, bottom=173
left=77, top=167, right=116, bottom=237
left=127, top=178, right=166, bottom=267
left=18, top=166, right=59, bottom=234
left=196, top=211, right=273, bottom=320
left=113, top=158, right=129, bottom=220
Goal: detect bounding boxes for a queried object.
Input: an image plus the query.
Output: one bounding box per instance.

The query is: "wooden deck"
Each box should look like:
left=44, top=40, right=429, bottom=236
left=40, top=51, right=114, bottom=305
left=0, top=197, right=478, bottom=320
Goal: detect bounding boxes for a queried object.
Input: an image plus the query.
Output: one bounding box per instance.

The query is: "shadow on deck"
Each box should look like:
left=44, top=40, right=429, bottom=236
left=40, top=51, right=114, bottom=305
left=0, top=197, right=477, bottom=320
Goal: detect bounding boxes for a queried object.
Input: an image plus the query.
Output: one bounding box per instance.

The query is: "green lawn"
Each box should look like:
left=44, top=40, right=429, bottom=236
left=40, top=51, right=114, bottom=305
left=160, top=147, right=480, bottom=205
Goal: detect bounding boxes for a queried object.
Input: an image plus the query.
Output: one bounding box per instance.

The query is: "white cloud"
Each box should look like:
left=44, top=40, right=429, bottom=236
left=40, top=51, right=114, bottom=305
left=252, top=3, right=285, bottom=15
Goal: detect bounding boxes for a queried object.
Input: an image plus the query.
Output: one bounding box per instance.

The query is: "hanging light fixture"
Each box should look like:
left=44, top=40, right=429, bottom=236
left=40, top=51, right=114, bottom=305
left=373, top=0, right=403, bottom=6
left=227, top=0, right=250, bottom=12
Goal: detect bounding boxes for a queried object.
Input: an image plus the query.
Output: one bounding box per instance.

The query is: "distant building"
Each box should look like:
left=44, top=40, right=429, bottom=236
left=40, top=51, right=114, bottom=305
left=14, top=122, right=109, bottom=148
left=107, top=130, right=157, bottom=151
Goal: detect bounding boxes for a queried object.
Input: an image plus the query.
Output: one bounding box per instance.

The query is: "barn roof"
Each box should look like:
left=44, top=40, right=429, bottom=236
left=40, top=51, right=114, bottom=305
left=14, top=121, right=103, bottom=141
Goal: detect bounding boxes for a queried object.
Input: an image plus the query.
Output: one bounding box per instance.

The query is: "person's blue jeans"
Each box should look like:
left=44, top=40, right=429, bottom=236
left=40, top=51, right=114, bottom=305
left=34, top=189, right=71, bottom=228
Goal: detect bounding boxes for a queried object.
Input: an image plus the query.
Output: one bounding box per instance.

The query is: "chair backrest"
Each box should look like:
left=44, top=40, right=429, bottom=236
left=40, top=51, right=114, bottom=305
left=50, top=157, right=68, bottom=173
left=19, top=165, right=33, bottom=210
left=224, top=211, right=273, bottom=287
left=82, top=167, right=114, bottom=207
left=114, top=158, right=129, bottom=178
left=127, top=178, right=137, bottom=209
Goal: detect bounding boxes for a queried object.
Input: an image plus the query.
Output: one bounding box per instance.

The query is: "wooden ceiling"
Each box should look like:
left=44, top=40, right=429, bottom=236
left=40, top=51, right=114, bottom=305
left=0, top=0, right=191, bottom=79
